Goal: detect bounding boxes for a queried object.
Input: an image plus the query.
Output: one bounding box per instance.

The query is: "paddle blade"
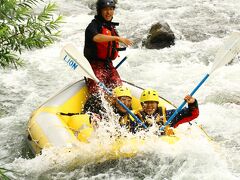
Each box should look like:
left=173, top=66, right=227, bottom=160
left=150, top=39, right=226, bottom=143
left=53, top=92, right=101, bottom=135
left=210, top=32, right=240, bottom=74
left=60, top=44, right=99, bottom=82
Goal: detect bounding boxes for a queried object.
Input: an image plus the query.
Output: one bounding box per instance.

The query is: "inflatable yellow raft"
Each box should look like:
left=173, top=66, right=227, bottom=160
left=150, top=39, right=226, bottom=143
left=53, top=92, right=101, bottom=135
left=26, top=80, right=179, bottom=157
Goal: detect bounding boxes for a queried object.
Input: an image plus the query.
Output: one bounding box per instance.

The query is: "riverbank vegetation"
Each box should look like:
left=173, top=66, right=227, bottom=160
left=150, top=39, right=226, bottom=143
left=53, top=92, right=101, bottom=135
left=0, top=0, right=62, bottom=69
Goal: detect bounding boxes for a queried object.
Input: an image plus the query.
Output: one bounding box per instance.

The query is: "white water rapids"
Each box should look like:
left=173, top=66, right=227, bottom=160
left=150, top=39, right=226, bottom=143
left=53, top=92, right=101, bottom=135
left=0, top=0, right=240, bottom=179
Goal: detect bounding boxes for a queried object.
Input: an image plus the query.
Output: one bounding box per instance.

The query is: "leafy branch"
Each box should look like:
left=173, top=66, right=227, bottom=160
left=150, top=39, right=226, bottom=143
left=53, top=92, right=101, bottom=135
left=0, top=167, right=13, bottom=180
left=0, top=0, right=63, bottom=69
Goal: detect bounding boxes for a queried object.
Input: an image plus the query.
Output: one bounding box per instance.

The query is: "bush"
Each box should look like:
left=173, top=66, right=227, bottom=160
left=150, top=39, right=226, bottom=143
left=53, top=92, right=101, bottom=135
left=0, top=167, right=12, bottom=180
left=0, top=0, right=63, bottom=69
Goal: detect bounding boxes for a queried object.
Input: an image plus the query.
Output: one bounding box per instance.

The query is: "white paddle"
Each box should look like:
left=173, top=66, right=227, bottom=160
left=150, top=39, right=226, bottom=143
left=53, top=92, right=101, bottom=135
left=60, top=44, right=147, bottom=128
left=160, top=32, right=240, bottom=131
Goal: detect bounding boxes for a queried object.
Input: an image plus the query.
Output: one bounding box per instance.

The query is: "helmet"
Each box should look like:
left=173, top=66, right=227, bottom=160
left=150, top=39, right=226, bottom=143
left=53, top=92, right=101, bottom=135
left=113, top=86, right=132, bottom=98
left=96, top=0, right=116, bottom=10
left=140, top=88, right=159, bottom=103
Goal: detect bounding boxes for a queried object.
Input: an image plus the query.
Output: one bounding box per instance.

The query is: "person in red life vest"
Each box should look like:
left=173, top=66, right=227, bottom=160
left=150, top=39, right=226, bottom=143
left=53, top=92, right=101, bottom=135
left=134, top=89, right=199, bottom=134
left=83, top=0, right=133, bottom=115
left=84, top=0, right=133, bottom=95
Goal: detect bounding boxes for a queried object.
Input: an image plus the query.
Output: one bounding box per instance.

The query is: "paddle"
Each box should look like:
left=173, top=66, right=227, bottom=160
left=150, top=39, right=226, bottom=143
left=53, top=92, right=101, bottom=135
left=115, top=56, right=128, bottom=69
left=60, top=44, right=147, bottom=129
left=160, top=32, right=240, bottom=131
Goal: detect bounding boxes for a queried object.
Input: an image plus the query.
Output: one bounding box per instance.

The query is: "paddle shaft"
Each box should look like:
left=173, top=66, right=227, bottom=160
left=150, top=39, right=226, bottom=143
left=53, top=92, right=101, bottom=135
left=98, top=82, right=147, bottom=128
left=160, top=74, right=209, bottom=131
left=115, top=56, right=128, bottom=69
left=113, top=55, right=149, bottom=128
left=160, top=32, right=240, bottom=131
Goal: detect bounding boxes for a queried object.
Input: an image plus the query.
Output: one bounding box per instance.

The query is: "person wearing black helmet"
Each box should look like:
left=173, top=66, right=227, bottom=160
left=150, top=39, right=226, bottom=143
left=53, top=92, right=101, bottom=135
left=84, top=0, right=133, bottom=95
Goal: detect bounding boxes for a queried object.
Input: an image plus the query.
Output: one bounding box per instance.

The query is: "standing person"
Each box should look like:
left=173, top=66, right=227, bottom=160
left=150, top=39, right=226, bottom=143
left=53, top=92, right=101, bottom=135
left=84, top=0, right=133, bottom=94
left=135, top=88, right=199, bottom=134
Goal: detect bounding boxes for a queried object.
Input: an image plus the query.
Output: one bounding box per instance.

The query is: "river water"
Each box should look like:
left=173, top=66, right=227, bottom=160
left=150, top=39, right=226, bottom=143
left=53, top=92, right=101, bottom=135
left=0, top=0, right=240, bottom=179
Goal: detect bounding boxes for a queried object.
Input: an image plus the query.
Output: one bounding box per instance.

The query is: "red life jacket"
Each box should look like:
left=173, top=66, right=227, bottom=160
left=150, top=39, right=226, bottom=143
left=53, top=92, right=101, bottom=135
left=96, top=25, right=119, bottom=60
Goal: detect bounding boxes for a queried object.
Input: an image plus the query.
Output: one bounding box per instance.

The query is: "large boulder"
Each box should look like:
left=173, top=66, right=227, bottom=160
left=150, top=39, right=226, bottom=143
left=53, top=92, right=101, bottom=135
left=143, top=22, right=175, bottom=49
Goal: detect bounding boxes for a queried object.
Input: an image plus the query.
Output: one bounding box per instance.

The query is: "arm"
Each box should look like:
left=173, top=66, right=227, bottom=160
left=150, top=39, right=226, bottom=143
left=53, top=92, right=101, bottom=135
left=93, top=34, right=133, bottom=46
left=167, top=96, right=199, bottom=128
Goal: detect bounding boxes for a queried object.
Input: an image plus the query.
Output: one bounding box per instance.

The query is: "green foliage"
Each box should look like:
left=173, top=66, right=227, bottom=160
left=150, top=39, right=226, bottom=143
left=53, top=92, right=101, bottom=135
left=0, top=0, right=63, bottom=69
left=0, top=167, right=12, bottom=180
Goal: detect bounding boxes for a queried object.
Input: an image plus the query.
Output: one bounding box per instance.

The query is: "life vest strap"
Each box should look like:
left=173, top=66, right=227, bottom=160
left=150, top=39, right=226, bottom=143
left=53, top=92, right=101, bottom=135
left=57, top=112, right=80, bottom=116
left=111, top=22, right=119, bottom=26
left=116, top=47, right=127, bottom=51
